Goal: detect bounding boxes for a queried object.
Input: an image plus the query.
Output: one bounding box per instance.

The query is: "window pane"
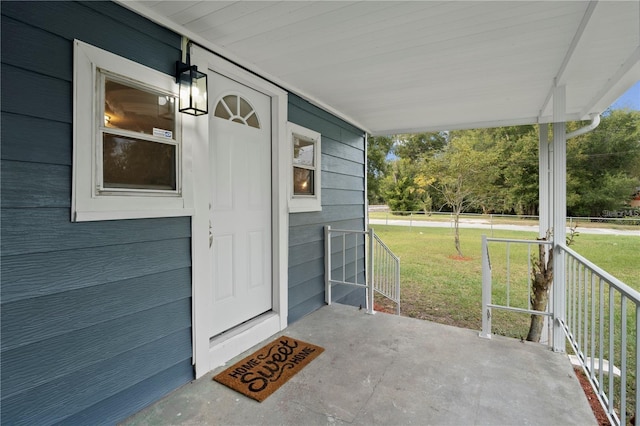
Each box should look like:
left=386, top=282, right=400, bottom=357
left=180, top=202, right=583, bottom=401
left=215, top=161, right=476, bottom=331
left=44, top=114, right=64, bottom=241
left=104, top=77, right=175, bottom=136
left=223, top=95, right=238, bottom=115
left=214, top=100, right=231, bottom=119
left=103, top=134, right=176, bottom=190
left=293, top=167, right=314, bottom=195
left=246, top=113, right=260, bottom=129
left=239, top=97, right=252, bottom=118
left=293, top=136, right=314, bottom=167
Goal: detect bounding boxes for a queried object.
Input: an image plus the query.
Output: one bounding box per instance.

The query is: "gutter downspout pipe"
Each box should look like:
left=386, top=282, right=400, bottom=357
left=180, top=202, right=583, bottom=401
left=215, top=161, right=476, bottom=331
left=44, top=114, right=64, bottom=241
left=566, top=114, right=601, bottom=140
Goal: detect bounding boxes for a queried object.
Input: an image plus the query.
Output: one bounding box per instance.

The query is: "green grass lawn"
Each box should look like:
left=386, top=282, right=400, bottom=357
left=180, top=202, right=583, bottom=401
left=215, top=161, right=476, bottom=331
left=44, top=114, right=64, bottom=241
left=370, top=224, right=639, bottom=338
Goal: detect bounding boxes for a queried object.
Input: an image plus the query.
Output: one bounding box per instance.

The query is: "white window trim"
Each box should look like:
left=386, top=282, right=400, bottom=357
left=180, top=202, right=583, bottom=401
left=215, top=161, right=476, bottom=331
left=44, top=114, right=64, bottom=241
left=288, top=122, right=321, bottom=213
left=72, top=40, right=194, bottom=222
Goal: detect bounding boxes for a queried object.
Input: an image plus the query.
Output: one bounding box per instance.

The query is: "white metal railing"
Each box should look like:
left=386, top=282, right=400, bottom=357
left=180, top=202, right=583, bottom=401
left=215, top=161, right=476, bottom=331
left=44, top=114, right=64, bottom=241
left=559, top=244, right=640, bottom=426
left=325, top=226, right=400, bottom=315
left=480, top=235, right=639, bottom=426
left=372, top=232, right=401, bottom=315
left=479, top=235, right=553, bottom=341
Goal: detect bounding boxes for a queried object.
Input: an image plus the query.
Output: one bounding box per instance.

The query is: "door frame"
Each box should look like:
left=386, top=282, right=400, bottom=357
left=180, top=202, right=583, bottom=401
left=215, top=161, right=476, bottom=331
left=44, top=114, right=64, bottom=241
left=188, top=45, right=289, bottom=378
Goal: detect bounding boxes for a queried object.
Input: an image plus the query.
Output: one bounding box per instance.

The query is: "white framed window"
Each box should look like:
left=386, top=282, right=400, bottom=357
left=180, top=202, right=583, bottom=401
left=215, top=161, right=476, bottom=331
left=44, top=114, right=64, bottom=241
left=288, top=122, right=321, bottom=213
left=72, top=40, right=193, bottom=222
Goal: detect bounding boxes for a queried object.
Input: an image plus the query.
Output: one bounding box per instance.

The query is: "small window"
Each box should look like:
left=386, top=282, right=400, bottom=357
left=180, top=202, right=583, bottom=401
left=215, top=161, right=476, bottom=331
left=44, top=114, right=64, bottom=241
left=72, top=40, right=193, bottom=222
left=288, top=122, right=321, bottom=212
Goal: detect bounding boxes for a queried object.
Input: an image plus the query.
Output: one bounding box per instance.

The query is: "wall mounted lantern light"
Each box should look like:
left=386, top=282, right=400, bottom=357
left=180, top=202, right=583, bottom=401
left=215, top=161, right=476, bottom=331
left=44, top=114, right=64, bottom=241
left=175, top=38, right=208, bottom=116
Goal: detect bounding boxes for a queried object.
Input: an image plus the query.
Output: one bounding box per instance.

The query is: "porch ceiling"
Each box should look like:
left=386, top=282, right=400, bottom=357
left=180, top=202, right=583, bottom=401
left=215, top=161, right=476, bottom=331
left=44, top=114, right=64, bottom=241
left=124, top=1, right=639, bottom=135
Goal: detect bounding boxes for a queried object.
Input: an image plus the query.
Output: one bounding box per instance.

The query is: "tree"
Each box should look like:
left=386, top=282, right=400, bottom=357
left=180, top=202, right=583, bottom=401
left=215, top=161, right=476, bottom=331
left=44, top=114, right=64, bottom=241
left=367, top=135, right=395, bottom=204
left=416, top=134, right=497, bottom=257
left=566, top=109, right=640, bottom=216
left=526, top=232, right=553, bottom=342
left=526, top=226, right=579, bottom=342
left=393, top=132, right=447, bottom=162
left=382, top=158, right=431, bottom=213
left=498, top=129, right=540, bottom=215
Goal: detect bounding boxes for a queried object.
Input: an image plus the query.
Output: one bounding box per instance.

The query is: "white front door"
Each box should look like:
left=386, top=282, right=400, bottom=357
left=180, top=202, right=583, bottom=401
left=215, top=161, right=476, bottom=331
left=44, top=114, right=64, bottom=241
left=209, top=72, right=272, bottom=337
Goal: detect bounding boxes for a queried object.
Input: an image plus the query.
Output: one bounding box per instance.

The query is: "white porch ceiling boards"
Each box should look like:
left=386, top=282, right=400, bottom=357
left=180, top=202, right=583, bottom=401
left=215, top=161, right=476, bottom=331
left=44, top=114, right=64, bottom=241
left=125, top=1, right=640, bottom=135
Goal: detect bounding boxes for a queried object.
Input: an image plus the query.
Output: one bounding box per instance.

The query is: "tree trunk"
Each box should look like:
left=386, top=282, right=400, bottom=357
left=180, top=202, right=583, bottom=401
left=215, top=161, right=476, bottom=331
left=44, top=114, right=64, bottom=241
left=526, top=242, right=553, bottom=342
left=453, top=211, right=463, bottom=257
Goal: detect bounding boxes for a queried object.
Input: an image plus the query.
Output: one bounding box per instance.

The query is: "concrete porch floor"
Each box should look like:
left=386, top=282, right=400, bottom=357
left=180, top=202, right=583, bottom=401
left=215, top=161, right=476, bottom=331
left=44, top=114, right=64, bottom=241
left=123, top=303, right=596, bottom=425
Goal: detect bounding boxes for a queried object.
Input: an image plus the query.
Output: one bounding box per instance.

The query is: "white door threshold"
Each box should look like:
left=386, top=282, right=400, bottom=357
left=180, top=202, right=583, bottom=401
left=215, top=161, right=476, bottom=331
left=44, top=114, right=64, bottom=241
left=208, top=312, right=282, bottom=370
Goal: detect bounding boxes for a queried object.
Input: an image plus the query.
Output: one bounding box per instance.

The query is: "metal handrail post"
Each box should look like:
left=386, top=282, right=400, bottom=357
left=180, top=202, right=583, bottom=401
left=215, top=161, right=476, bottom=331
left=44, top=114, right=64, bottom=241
left=479, top=235, right=492, bottom=338
left=395, top=257, right=401, bottom=315
left=636, top=305, right=640, bottom=424
left=367, top=227, right=375, bottom=315
left=325, top=225, right=332, bottom=305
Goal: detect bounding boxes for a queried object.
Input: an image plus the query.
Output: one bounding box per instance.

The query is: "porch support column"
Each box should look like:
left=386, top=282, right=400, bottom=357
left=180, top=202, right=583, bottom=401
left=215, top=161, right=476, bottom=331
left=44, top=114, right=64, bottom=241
left=538, top=124, right=550, bottom=238
left=551, top=84, right=567, bottom=352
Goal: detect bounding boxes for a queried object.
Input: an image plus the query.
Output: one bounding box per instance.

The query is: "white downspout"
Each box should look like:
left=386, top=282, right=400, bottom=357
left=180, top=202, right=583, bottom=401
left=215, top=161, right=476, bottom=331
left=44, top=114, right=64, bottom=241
left=566, top=114, right=600, bottom=140
left=550, top=111, right=600, bottom=352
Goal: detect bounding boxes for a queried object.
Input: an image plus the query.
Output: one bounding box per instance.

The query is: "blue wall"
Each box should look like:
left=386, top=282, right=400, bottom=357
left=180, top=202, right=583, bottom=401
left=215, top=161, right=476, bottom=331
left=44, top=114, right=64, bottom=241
left=288, top=94, right=367, bottom=323
left=1, top=2, right=193, bottom=424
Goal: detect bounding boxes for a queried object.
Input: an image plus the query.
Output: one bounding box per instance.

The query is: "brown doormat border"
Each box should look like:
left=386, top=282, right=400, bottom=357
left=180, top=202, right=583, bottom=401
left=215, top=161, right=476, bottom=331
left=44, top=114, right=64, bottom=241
left=213, top=336, right=324, bottom=402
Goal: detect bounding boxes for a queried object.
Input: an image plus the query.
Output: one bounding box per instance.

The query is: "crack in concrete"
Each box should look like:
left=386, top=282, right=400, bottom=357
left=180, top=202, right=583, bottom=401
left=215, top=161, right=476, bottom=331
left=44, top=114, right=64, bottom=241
left=353, top=354, right=398, bottom=422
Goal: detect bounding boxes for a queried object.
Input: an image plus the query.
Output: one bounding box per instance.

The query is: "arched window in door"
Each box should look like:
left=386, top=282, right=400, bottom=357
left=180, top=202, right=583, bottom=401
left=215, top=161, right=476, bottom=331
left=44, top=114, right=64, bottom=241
left=213, top=94, right=261, bottom=129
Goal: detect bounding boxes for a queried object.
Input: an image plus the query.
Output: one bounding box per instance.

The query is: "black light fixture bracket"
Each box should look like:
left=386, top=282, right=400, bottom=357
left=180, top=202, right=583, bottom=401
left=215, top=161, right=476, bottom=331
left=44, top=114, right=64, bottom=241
left=175, top=38, right=208, bottom=116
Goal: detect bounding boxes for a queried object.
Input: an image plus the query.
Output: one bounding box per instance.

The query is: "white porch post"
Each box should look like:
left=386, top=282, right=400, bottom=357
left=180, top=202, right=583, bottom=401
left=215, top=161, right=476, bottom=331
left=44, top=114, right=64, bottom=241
left=538, top=124, right=550, bottom=238
left=552, top=84, right=567, bottom=352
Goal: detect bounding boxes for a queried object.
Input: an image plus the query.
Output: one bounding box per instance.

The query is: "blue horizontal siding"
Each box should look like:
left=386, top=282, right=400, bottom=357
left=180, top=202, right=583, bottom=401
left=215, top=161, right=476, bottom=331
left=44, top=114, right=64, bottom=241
left=2, top=238, right=191, bottom=303
left=2, top=298, right=191, bottom=399
left=287, top=94, right=366, bottom=321
left=1, top=14, right=72, bottom=81
left=1, top=64, right=72, bottom=122
left=1, top=1, right=179, bottom=76
left=1, top=208, right=191, bottom=256
left=0, top=2, right=193, bottom=425
left=1, top=267, right=191, bottom=351
left=289, top=205, right=365, bottom=227
left=1, top=329, right=192, bottom=426
left=58, top=359, right=194, bottom=426
left=1, top=113, right=72, bottom=165
left=289, top=218, right=364, bottom=247
left=1, top=161, right=71, bottom=208
left=323, top=170, right=365, bottom=191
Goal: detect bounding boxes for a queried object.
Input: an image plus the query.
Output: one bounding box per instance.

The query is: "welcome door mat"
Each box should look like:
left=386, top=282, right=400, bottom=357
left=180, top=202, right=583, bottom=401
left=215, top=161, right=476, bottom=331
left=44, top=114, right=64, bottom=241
left=213, top=336, right=324, bottom=402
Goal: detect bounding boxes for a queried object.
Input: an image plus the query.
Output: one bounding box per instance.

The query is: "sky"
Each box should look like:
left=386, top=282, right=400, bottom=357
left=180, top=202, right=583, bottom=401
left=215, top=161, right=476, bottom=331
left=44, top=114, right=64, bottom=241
left=610, top=81, right=640, bottom=110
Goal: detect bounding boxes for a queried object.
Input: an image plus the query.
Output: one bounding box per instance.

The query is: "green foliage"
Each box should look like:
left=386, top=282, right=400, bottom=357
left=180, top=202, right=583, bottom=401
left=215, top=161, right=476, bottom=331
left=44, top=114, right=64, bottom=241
left=494, top=128, right=540, bottom=215
left=566, top=109, right=640, bottom=216
left=367, top=135, right=394, bottom=204
left=393, top=132, right=447, bottom=162
left=381, top=159, right=430, bottom=213
left=369, top=110, right=640, bottom=218
left=417, top=133, right=498, bottom=213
